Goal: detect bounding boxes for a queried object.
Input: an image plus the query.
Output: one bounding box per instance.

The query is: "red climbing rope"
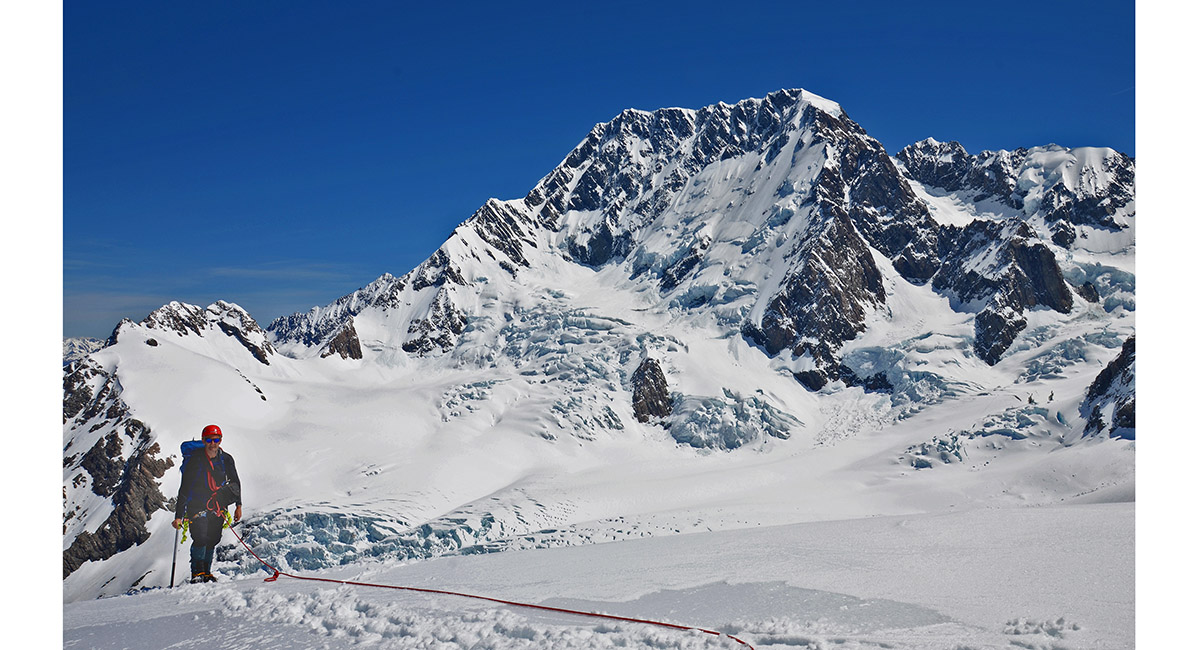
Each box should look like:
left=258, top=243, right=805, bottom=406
left=227, top=523, right=754, bottom=648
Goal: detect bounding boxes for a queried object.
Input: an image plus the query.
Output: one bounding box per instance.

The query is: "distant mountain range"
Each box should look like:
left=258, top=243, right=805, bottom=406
left=63, top=337, right=105, bottom=365
left=63, top=89, right=1134, bottom=601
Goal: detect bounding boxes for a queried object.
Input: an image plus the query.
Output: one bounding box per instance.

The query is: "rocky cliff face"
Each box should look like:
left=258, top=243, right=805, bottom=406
left=742, top=211, right=888, bottom=388
left=1081, top=335, right=1135, bottom=440
left=62, top=358, right=172, bottom=579
left=321, top=320, right=364, bottom=360
left=898, top=139, right=1135, bottom=247
left=525, top=90, right=942, bottom=288
left=265, top=91, right=1132, bottom=383
left=897, top=139, right=1025, bottom=205
left=631, top=357, right=672, bottom=423
left=898, top=139, right=1133, bottom=365
left=931, top=219, right=1075, bottom=364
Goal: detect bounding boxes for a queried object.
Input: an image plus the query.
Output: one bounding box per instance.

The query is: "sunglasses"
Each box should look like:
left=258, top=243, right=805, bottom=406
left=204, top=438, right=222, bottom=444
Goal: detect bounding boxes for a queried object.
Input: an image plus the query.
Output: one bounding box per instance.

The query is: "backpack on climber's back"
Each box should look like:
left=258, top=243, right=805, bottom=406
left=179, top=439, right=205, bottom=472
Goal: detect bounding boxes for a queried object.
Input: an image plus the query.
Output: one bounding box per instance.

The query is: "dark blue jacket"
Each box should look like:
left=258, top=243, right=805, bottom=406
left=174, top=449, right=241, bottom=519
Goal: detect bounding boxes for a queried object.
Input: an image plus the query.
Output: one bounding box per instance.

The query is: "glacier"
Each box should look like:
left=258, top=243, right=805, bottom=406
left=62, top=88, right=1135, bottom=648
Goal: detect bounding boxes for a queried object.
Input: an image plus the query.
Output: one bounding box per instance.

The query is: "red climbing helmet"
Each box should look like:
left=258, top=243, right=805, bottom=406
left=201, top=424, right=222, bottom=439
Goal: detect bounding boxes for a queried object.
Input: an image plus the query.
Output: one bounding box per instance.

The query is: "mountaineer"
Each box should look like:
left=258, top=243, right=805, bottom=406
left=172, top=424, right=242, bottom=583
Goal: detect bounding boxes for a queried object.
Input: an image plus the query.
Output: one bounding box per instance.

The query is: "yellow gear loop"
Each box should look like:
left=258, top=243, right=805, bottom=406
left=222, top=509, right=233, bottom=530
left=180, top=518, right=190, bottom=543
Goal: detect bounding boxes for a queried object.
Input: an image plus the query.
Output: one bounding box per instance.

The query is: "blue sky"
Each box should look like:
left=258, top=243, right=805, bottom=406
left=63, top=0, right=1135, bottom=339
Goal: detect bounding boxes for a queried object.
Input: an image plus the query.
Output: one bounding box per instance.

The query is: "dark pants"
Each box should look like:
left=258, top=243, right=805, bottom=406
left=189, top=511, right=224, bottom=573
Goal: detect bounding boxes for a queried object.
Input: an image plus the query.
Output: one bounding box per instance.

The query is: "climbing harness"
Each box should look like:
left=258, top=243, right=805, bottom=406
left=226, top=523, right=755, bottom=648
left=203, top=453, right=229, bottom=517
left=179, top=453, right=232, bottom=545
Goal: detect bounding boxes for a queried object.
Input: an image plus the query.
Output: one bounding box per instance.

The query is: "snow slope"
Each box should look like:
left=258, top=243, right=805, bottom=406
left=64, top=502, right=1133, bottom=649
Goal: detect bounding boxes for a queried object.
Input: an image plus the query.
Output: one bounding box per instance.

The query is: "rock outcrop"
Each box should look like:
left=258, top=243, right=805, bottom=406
left=1081, top=335, right=1135, bottom=440
left=742, top=212, right=887, bottom=388
left=932, top=220, right=1074, bottom=364
left=62, top=359, right=171, bottom=578
left=631, top=358, right=672, bottom=423
left=321, top=320, right=364, bottom=360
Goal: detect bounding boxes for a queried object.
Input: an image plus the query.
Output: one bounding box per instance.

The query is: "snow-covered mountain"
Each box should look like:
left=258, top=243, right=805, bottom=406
left=63, top=89, right=1134, bottom=644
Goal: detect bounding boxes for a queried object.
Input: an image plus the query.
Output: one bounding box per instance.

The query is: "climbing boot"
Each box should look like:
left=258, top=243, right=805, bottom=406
left=189, top=560, right=206, bottom=584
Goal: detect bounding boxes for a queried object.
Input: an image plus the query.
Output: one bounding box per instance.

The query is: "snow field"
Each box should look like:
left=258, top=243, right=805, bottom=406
left=64, top=502, right=1132, bottom=649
